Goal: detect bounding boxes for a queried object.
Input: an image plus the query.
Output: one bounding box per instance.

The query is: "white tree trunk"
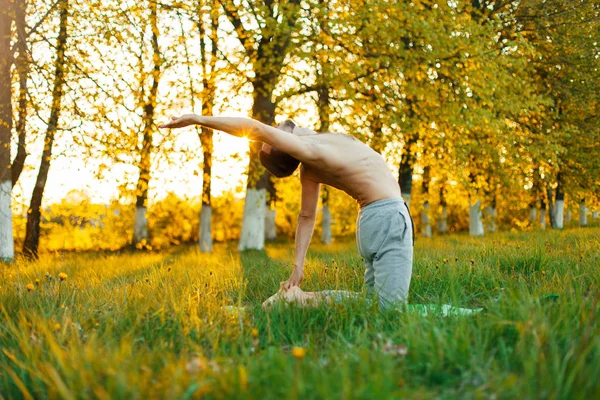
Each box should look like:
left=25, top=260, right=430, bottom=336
left=566, top=209, right=572, bottom=224
left=540, top=208, right=546, bottom=230
left=198, top=204, right=212, bottom=253
left=529, top=207, right=537, bottom=224
left=238, top=188, right=266, bottom=251
left=579, top=202, right=587, bottom=227
left=321, top=204, right=332, bottom=244
left=265, top=207, right=276, bottom=240
left=592, top=211, right=598, bottom=219
left=437, top=206, right=448, bottom=233
left=555, top=199, right=564, bottom=229
left=133, top=206, right=148, bottom=245
left=469, top=200, right=484, bottom=237
left=484, top=206, right=497, bottom=233
left=0, top=180, right=14, bottom=261
left=421, top=202, right=432, bottom=237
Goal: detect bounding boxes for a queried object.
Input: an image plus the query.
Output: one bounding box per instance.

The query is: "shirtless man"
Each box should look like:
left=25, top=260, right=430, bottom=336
left=159, top=114, right=414, bottom=307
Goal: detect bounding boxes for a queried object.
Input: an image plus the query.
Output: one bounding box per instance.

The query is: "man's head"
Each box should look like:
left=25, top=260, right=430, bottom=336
left=259, top=120, right=311, bottom=178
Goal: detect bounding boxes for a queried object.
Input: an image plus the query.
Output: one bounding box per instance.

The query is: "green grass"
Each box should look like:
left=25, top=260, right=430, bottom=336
left=1, top=228, right=599, bottom=399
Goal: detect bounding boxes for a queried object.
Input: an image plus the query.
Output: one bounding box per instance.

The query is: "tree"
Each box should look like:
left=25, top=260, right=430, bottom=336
left=218, top=0, right=302, bottom=251
left=0, top=0, right=14, bottom=261
left=23, top=0, right=69, bottom=258
left=132, top=0, right=163, bottom=248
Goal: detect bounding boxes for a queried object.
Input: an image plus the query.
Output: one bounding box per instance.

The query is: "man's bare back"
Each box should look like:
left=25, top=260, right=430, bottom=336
left=298, top=132, right=401, bottom=207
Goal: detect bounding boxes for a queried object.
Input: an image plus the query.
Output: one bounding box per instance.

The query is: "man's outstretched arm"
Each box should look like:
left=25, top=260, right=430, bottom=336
left=282, top=171, right=320, bottom=290
left=159, top=114, right=318, bottom=162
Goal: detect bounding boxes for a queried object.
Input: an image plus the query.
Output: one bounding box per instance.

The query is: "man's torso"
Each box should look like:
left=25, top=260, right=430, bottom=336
left=299, top=133, right=402, bottom=207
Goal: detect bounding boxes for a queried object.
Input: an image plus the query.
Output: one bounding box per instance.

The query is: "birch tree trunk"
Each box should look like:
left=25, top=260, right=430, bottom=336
left=579, top=200, right=587, bottom=227
left=0, top=0, right=14, bottom=261
left=23, top=0, right=68, bottom=258
left=11, top=0, right=28, bottom=187
left=265, top=206, right=277, bottom=241
left=437, top=184, right=448, bottom=234
left=554, top=176, right=564, bottom=229
left=469, top=199, right=484, bottom=236
left=199, top=205, right=212, bottom=252
left=420, top=166, right=431, bottom=237
left=316, top=64, right=332, bottom=244
left=132, top=0, right=161, bottom=248
left=398, top=137, right=416, bottom=208
left=529, top=201, right=538, bottom=225
left=321, top=188, right=332, bottom=244
left=239, top=187, right=267, bottom=251
left=540, top=196, right=547, bottom=230
left=565, top=208, right=572, bottom=224
left=194, top=5, right=217, bottom=253
left=547, top=188, right=557, bottom=229
left=220, top=1, right=301, bottom=251
left=484, top=205, right=497, bottom=233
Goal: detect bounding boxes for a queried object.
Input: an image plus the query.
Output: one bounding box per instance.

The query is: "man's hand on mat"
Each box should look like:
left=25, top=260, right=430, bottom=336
left=158, top=114, right=198, bottom=129
left=281, top=268, right=304, bottom=290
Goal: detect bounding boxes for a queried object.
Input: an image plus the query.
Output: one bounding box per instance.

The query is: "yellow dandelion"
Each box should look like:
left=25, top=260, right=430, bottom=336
left=251, top=328, right=259, bottom=338
left=58, top=272, right=68, bottom=281
left=35, top=279, right=40, bottom=285
left=26, top=283, right=35, bottom=292
left=541, top=270, right=546, bottom=276
left=291, top=347, right=306, bottom=360
left=54, top=323, right=61, bottom=330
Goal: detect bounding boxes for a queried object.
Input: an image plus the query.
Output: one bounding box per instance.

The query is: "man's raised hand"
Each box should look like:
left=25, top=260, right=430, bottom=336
left=158, top=114, right=198, bottom=129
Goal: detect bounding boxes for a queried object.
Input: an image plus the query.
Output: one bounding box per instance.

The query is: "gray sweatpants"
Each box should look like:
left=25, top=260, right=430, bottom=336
left=356, top=197, right=414, bottom=308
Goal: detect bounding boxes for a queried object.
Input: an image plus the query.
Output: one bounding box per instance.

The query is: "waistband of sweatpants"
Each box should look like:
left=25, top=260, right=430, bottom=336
left=359, top=197, right=406, bottom=213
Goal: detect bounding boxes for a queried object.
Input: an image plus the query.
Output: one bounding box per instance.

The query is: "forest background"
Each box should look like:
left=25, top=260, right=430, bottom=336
left=0, top=0, right=598, bottom=259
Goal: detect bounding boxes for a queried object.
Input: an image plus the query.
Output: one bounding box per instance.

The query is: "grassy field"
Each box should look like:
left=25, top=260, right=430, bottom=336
left=1, top=228, right=599, bottom=399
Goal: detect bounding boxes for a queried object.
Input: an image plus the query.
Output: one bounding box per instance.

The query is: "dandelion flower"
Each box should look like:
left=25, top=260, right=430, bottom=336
left=26, top=283, right=35, bottom=292
left=58, top=272, right=68, bottom=281
left=251, top=328, right=259, bottom=338
left=35, top=279, right=40, bottom=285
left=291, top=347, right=306, bottom=360
left=54, top=323, right=61, bottom=330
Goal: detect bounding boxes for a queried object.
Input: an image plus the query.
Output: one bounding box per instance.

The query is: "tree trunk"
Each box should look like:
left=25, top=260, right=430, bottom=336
left=221, top=2, right=301, bottom=251
left=529, top=201, right=538, bottom=225
left=0, top=0, right=14, bottom=261
left=540, top=196, right=547, bottom=230
left=420, top=166, right=431, bottom=237
left=132, top=1, right=161, bottom=248
left=320, top=187, right=332, bottom=244
left=239, top=75, right=276, bottom=251
left=199, top=204, right=212, bottom=252
left=239, top=187, right=267, bottom=251
left=565, top=208, right=572, bottom=224
left=579, top=200, right=587, bottom=227
left=265, top=206, right=276, bottom=241
left=194, top=5, right=217, bottom=253
left=554, top=174, right=564, bottom=229
left=484, top=205, right=497, bottom=233
left=437, top=184, right=448, bottom=233
left=398, top=137, right=416, bottom=207
left=469, top=199, right=484, bottom=236
left=317, top=71, right=332, bottom=244
left=23, top=0, right=68, bottom=258
left=547, top=188, right=557, bottom=229
left=11, top=0, right=28, bottom=186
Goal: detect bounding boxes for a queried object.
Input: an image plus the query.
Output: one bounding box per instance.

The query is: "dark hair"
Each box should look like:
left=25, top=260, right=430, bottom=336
left=259, top=120, right=300, bottom=178
left=259, top=147, right=300, bottom=178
